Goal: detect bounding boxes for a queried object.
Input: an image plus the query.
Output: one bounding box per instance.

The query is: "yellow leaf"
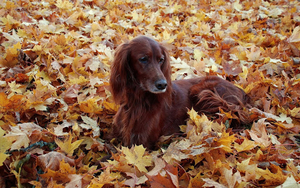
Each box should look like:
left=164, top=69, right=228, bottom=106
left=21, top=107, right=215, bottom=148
left=55, top=133, right=84, bottom=156
left=102, top=101, right=119, bottom=112
left=236, top=158, right=257, bottom=181
left=8, top=81, right=24, bottom=94
left=289, top=107, right=300, bottom=118
left=0, top=127, right=12, bottom=166
left=194, top=49, right=205, bottom=62
left=162, top=30, right=170, bottom=40
left=0, top=15, right=20, bottom=30
left=32, top=45, right=42, bottom=52
left=69, top=75, right=89, bottom=85
left=6, top=42, right=21, bottom=56
left=233, top=0, right=242, bottom=11
left=5, top=1, right=17, bottom=9
left=239, top=65, right=248, bottom=80
left=3, top=42, right=21, bottom=67
left=256, top=164, right=287, bottom=186
left=237, top=158, right=256, bottom=173
left=187, top=109, right=212, bottom=136
left=56, top=0, right=74, bottom=10
left=234, top=138, right=256, bottom=152
left=131, top=10, right=144, bottom=22
left=215, top=132, right=235, bottom=152
left=89, top=167, right=121, bottom=188
left=59, top=159, right=76, bottom=174
left=122, top=145, right=152, bottom=173
left=32, top=104, right=48, bottom=111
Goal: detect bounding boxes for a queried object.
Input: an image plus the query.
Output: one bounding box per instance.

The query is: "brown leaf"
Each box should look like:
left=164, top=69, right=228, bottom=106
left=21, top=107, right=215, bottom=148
left=37, top=151, right=75, bottom=171
left=147, top=173, right=176, bottom=188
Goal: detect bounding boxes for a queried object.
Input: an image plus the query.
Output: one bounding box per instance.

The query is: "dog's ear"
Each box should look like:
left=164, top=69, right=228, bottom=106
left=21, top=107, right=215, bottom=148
left=160, top=45, right=172, bottom=86
left=110, top=43, right=130, bottom=104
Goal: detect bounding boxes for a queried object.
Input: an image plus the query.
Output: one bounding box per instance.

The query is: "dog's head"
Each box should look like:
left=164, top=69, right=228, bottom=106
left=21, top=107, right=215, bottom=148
left=110, top=36, right=171, bottom=103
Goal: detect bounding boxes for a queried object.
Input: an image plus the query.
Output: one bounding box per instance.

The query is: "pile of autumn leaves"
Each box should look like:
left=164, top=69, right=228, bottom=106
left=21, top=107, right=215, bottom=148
left=1, top=0, right=300, bottom=187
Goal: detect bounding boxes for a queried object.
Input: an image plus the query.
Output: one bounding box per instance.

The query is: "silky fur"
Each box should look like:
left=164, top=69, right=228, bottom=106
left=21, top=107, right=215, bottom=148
left=110, top=36, right=249, bottom=149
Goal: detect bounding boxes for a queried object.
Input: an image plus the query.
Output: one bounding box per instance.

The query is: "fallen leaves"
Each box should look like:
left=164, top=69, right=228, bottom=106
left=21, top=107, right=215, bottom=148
left=288, top=26, right=300, bottom=43
left=5, top=122, right=42, bottom=150
left=0, top=127, right=12, bottom=166
left=55, top=133, right=84, bottom=156
left=123, top=145, right=152, bottom=173
left=0, top=0, right=300, bottom=187
left=37, top=151, right=75, bottom=171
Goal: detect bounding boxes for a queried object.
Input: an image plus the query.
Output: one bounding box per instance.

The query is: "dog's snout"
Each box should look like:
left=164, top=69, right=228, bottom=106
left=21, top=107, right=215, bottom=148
left=155, top=79, right=167, bottom=91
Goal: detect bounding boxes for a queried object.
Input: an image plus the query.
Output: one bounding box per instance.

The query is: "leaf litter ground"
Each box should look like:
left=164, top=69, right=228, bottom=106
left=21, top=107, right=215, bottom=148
left=0, top=0, right=300, bottom=187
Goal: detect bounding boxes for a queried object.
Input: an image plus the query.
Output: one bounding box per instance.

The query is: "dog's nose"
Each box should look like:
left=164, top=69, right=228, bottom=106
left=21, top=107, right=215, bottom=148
left=155, top=79, right=167, bottom=90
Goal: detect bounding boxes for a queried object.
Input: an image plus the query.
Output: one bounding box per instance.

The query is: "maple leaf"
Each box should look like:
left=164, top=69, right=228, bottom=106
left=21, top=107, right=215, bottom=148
left=255, top=164, right=287, bottom=186
left=124, top=173, right=148, bottom=187
left=39, top=159, right=76, bottom=185
left=277, top=176, right=300, bottom=187
left=234, top=137, right=257, bottom=152
left=1, top=42, right=21, bottom=67
left=221, top=168, right=242, bottom=188
left=275, top=113, right=292, bottom=124
left=0, top=92, right=25, bottom=111
left=248, top=119, right=271, bottom=148
left=79, top=115, right=100, bottom=137
left=1, top=30, right=22, bottom=48
left=89, top=167, right=122, bottom=187
left=131, top=10, right=144, bottom=23
left=246, top=46, right=262, bottom=61
left=0, top=127, right=12, bottom=166
left=37, top=151, right=75, bottom=171
left=258, top=58, right=286, bottom=76
left=0, top=15, right=20, bottom=32
left=165, top=164, right=179, bottom=188
left=122, top=145, right=152, bottom=173
left=170, top=57, right=197, bottom=80
left=147, top=173, right=176, bottom=188
left=288, top=26, right=300, bottom=43
left=233, top=0, right=242, bottom=11
left=4, top=123, right=42, bottom=150
left=186, top=109, right=221, bottom=143
left=194, top=49, right=205, bottom=62
left=162, top=139, right=191, bottom=164
left=289, top=107, right=300, bottom=118
left=236, top=158, right=257, bottom=181
left=55, top=132, right=84, bottom=156
left=213, top=132, right=235, bottom=153
left=55, top=0, right=74, bottom=10
left=147, top=157, right=166, bottom=176
left=1, top=0, right=300, bottom=186
left=202, top=178, right=227, bottom=188
left=65, top=174, right=82, bottom=188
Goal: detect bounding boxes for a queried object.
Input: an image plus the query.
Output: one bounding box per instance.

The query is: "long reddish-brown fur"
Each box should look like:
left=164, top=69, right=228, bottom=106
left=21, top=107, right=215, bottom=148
left=110, top=36, right=249, bottom=149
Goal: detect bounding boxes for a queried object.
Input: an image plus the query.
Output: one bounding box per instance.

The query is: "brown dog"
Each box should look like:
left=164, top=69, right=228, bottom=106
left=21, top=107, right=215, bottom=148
left=110, top=36, right=249, bottom=148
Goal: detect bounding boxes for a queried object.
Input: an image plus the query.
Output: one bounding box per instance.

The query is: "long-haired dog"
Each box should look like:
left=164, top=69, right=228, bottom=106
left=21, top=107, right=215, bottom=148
left=110, top=36, right=249, bottom=149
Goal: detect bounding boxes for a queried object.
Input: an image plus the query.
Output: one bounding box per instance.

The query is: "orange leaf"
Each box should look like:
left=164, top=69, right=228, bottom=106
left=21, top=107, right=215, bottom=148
left=147, top=173, right=176, bottom=188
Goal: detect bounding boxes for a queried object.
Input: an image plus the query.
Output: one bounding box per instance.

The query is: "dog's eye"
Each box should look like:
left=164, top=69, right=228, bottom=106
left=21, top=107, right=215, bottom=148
left=139, top=56, right=148, bottom=64
left=159, top=57, right=164, bottom=64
